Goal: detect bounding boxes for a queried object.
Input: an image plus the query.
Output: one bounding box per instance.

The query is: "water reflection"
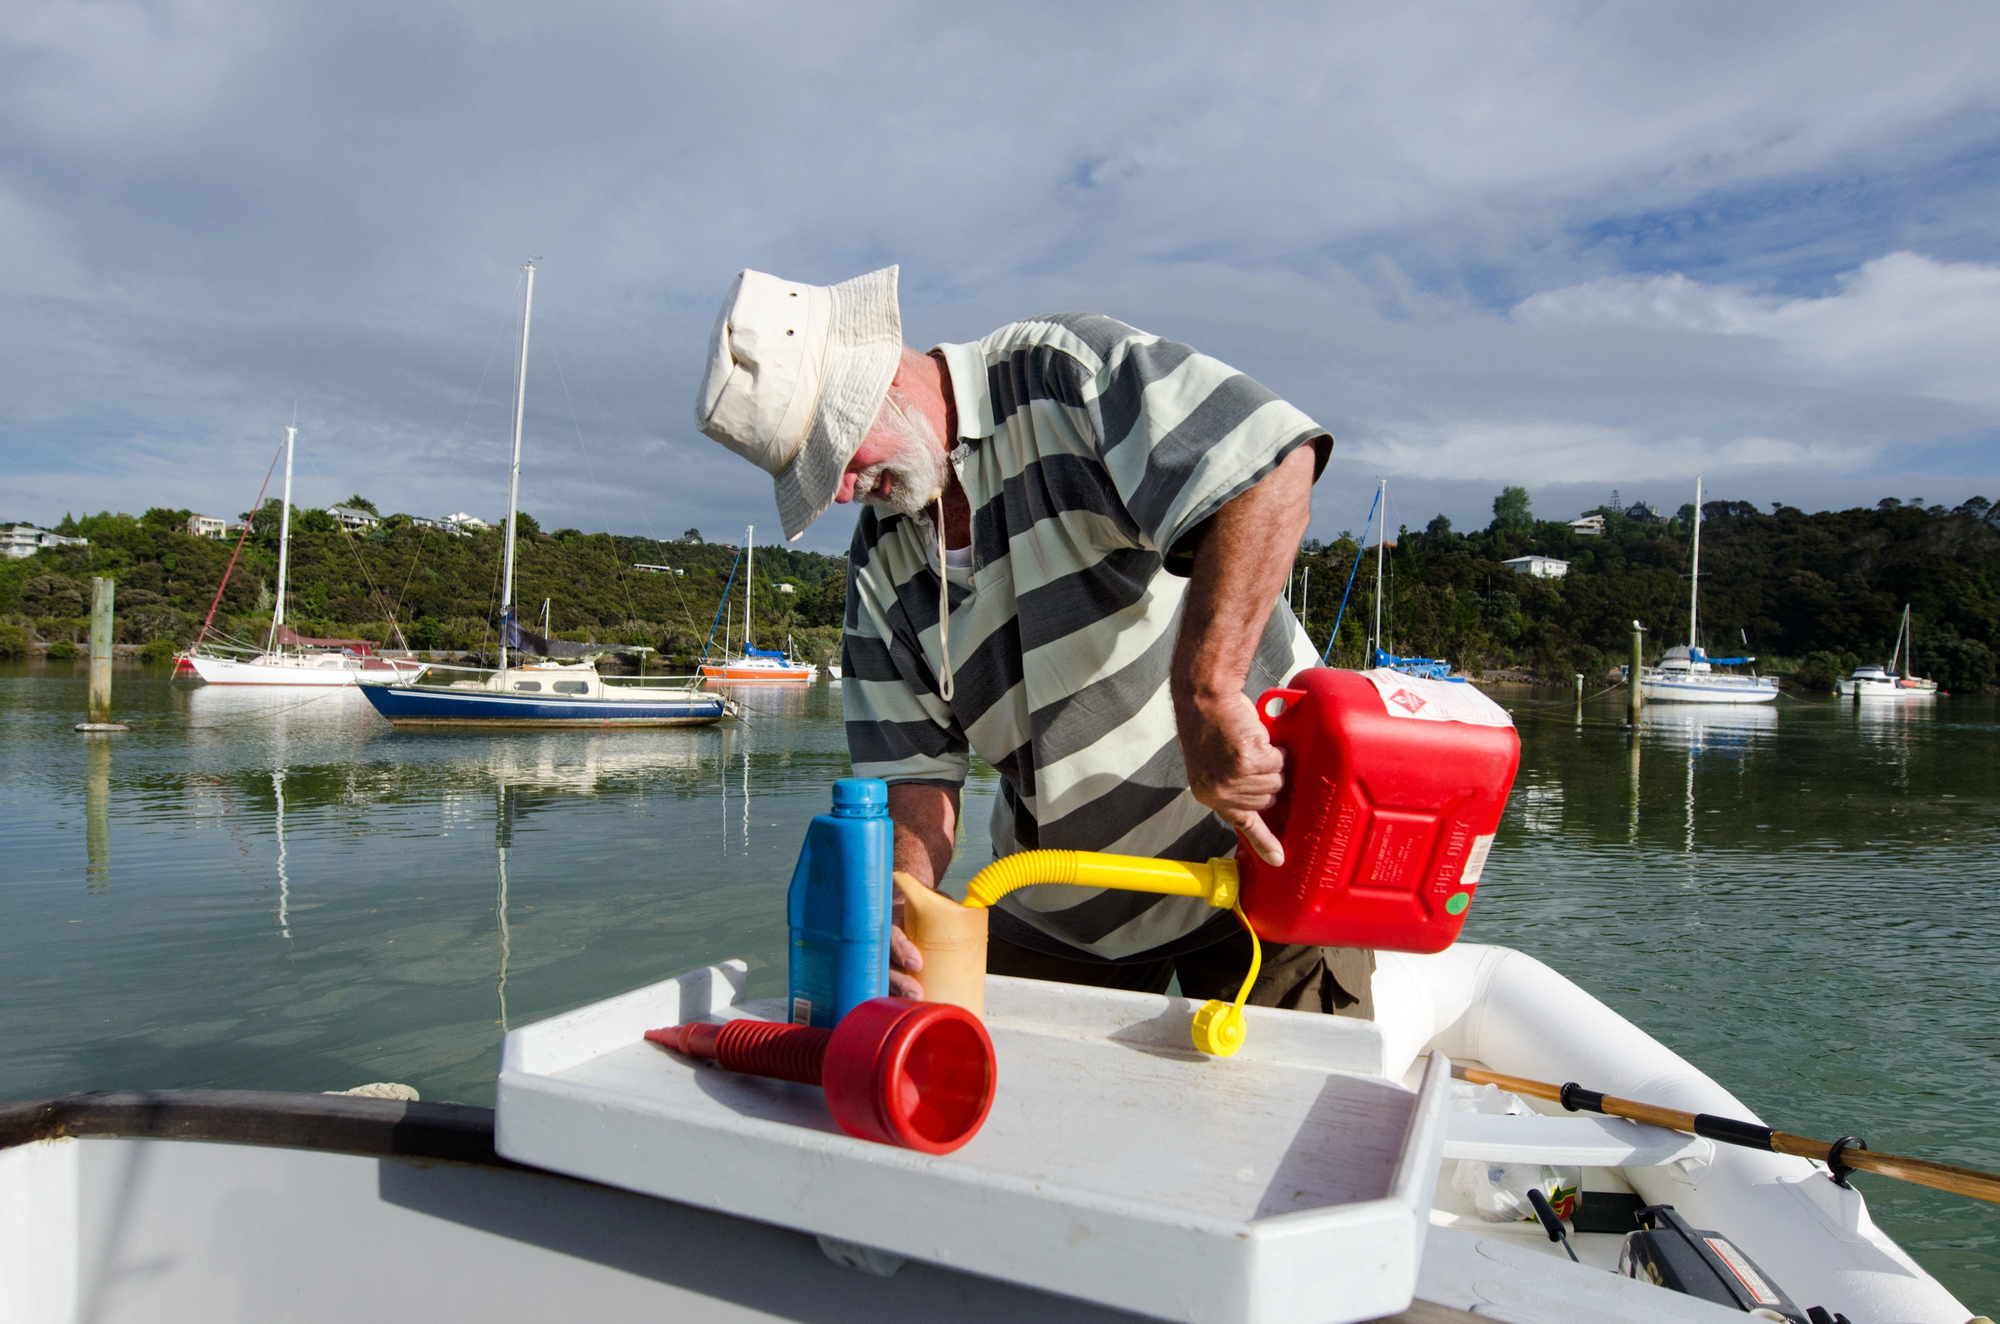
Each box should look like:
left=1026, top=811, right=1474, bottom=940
left=1644, top=701, right=1778, bottom=753
left=496, top=784, right=512, bottom=1032
left=273, top=768, right=290, bottom=940
left=85, top=736, right=111, bottom=889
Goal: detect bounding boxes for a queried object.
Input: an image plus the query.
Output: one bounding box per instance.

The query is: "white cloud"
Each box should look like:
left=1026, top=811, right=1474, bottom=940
left=1516, top=253, right=2000, bottom=410
left=1, top=2, right=1999, bottom=541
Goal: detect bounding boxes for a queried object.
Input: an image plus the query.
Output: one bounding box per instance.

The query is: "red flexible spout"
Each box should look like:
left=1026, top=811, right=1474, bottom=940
left=647, top=998, right=995, bottom=1154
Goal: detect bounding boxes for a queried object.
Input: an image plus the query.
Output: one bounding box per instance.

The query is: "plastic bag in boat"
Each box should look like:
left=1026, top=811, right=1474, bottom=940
left=1450, top=1082, right=1580, bottom=1223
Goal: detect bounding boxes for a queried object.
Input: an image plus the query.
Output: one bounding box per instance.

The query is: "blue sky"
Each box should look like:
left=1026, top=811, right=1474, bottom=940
left=3, top=2, right=1998, bottom=552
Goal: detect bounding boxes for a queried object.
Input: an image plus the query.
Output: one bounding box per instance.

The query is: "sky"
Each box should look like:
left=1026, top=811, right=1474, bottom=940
left=3, top=1, right=1999, bottom=553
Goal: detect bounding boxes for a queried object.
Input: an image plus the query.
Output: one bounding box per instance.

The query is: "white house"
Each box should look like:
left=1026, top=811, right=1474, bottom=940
left=1568, top=514, right=1605, bottom=537
left=326, top=505, right=379, bottom=531
left=445, top=512, right=493, bottom=532
left=2, top=525, right=89, bottom=559
left=1502, top=554, right=1570, bottom=579
left=186, top=514, right=226, bottom=538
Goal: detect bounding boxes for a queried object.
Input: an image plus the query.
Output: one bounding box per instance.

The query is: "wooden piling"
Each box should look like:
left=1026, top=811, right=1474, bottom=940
left=77, top=577, right=129, bottom=733
left=1627, top=623, right=1644, bottom=726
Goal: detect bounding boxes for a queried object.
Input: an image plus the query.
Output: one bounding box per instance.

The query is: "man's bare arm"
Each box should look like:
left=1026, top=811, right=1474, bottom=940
left=1170, top=443, right=1319, bottom=865
left=886, top=781, right=958, bottom=997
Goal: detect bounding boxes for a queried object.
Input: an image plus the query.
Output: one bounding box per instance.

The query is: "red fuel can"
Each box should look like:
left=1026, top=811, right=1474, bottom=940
left=1237, top=668, right=1521, bottom=952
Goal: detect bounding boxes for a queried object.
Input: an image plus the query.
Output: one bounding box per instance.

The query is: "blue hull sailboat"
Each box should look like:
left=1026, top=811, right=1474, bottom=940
left=358, top=262, right=724, bottom=729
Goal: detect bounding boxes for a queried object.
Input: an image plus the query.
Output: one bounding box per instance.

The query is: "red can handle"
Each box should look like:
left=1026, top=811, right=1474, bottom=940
left=1254, top=687, right=1308, bottom=740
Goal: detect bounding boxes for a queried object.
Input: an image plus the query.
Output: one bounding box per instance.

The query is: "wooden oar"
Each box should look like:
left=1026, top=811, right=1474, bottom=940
left=1453, top=1065, right=2000, bottom=1206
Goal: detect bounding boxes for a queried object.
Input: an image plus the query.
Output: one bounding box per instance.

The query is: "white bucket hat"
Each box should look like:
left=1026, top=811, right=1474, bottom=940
left=695, top=265, right=902, bottom=541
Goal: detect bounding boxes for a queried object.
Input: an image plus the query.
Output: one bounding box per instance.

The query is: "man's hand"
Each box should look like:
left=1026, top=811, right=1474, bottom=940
left=886, top=782, right=959, bottom=999
left=1181, top=691, right=1287, bottom=865
left=1171, top=442, right=1322, bottom=865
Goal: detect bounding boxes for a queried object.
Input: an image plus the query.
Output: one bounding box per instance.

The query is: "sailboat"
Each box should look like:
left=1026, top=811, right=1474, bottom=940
left=1838, top=604, right=1939, bottom=699
left=1325, top=479, right=1455, bottom=679
left=358, top=263, right=724, bottom=728
left=180, top=426, right=427, bottom=687
left=697, top=526, right=817, bottom=684
left=1638, top=477, right=1777, bottom=704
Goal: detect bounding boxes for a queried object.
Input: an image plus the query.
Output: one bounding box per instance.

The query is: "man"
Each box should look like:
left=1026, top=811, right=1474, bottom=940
left=697, top=265, right=1371, bottom=1017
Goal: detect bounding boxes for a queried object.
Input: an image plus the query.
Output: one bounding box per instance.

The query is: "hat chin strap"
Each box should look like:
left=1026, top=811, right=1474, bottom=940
left=935, top=494, right=955, bottom=702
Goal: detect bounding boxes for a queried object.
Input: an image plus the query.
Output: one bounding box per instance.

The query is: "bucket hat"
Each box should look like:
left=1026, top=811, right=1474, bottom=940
left=695, top=265, right=901, bottom=541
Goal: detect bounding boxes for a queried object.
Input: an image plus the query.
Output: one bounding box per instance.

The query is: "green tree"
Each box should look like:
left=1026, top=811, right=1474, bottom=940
left=1491, top=486, right=1532, bottom=532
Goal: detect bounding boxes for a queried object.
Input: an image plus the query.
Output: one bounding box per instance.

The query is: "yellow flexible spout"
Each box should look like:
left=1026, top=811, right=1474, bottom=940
left=962, top=849, right=1239, bottom=911
left=959, top=849, right=1257, bottom=1057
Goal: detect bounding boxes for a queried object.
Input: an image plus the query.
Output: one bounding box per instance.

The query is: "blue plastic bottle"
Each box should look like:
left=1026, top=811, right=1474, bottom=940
left=786, top=777, right=893, bottom=1028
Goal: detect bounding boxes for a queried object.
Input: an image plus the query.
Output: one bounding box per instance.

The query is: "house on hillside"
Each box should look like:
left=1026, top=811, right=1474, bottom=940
left=326, top=505, right=379, bottom=531
left=445, top=512, right=493, bottom=532
left=187, top=514, right=226, bottom=538
left=1568, top=514, right=1605, bottom=537
left=1501, top=554, right=1569, bottom=579
left=1624, top=502, right=1664, bottom=524
left=2, top=525, right=89, bottom=559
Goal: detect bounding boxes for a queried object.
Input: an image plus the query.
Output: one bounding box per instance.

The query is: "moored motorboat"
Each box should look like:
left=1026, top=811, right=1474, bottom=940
left=5, top=944, right=1971, bottom=1324
left=1838, top=607, right=1939, bottom=699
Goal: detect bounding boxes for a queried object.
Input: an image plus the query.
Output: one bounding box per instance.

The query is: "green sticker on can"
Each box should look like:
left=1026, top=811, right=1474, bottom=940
left=1445, top=892, right=1471, bottom=916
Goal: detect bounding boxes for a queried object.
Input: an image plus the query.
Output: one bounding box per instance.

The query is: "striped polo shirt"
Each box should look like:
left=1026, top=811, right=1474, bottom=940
left=842, top=312, right=1329, bottom=962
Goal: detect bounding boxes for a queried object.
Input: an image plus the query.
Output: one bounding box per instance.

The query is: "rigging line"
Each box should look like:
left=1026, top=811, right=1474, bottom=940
left=543, top=317, right=712, bottom=652
left=1321, top=485, right=1381, bottom=664
left=193, top=436, right=286, bottom=651
left=545, top=321, right=644, bottom=639
left=300, top=451, right=408, bottom=649
left=542, top=318, right=707, bottom=648
left=389, top=269, right=526, bottom=631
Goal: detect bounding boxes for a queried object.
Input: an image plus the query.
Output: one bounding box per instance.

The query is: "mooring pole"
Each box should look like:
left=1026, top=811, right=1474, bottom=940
left=1575, top=672, right=1584, bottom=723
left=77, top=577, right=129, bottom=733
left=1628, top=622, right=1645, bottom=727
left=90, top=579, right=115, bottom=720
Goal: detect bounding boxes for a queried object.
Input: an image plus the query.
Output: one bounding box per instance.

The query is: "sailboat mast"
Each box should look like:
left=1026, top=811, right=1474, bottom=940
left=500, top=261, right=536, bottom=673
left=1688, top=475, right=1702, bottom=653
left=1371, top=479, right=1386, bottom=664
left=744, top=525, right=754, bottom=653
left=269, top=425, right=296, bottom=653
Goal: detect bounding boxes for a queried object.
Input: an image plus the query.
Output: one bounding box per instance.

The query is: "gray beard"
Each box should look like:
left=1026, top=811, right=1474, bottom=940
left=856, top=397, right=950, bottom=520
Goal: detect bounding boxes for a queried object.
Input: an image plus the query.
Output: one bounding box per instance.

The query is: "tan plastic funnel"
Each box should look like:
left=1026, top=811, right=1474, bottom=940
left=894, top=871, right=988, bottom=1018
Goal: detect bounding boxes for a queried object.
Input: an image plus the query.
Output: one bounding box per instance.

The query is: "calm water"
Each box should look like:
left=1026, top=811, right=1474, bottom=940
left=2, top=663, right=1995, bottom=1307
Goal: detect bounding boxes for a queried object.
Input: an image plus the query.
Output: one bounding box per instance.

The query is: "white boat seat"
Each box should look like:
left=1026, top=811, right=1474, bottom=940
left=1443, top=1110, right=1714, bottom=1168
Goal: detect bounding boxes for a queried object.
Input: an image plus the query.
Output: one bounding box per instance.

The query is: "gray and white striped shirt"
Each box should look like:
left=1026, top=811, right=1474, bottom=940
left=842, top=312, right=1328, bottom=961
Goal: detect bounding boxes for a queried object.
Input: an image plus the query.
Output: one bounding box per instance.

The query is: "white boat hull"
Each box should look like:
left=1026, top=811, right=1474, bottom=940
left=1375, top=945, right=1968, bottom=1324
left=1838, top=680, right=1939, bottom=699
left=1638, top=673, right=1777, bottom=704
left=1, top=947, right=1968, bottom=1324
left=183, top=652, right=427, bottom=686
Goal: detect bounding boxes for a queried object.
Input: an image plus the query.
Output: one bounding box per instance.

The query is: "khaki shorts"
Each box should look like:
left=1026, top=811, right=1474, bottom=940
left=987, top=928, right=1375, bottom=1020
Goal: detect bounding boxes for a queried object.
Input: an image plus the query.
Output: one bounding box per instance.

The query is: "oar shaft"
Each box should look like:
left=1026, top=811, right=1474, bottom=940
left=1454, top=1066, right=2000, bottom=1207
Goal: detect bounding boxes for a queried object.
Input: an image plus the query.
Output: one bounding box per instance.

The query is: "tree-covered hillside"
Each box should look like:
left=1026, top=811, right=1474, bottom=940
left=1296, top=492, right=2000, bottom=691
left=0, top=505, right=848, bottom=669
left=7, top=489, right=1999, bottom=691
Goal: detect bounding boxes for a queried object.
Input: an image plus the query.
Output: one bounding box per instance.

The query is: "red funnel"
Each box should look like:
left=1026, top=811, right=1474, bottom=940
left=647, top=997, right=995, bottom=1154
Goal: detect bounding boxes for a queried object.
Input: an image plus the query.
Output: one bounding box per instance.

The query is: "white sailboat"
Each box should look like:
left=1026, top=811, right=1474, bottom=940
left=1638, top=477, right=1776, bottom=704
left=181, top=426, right=426, bottom=687
left=698, top=526, right=817, bottom=683
left=1838, top=604, right=1939, bottom=699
